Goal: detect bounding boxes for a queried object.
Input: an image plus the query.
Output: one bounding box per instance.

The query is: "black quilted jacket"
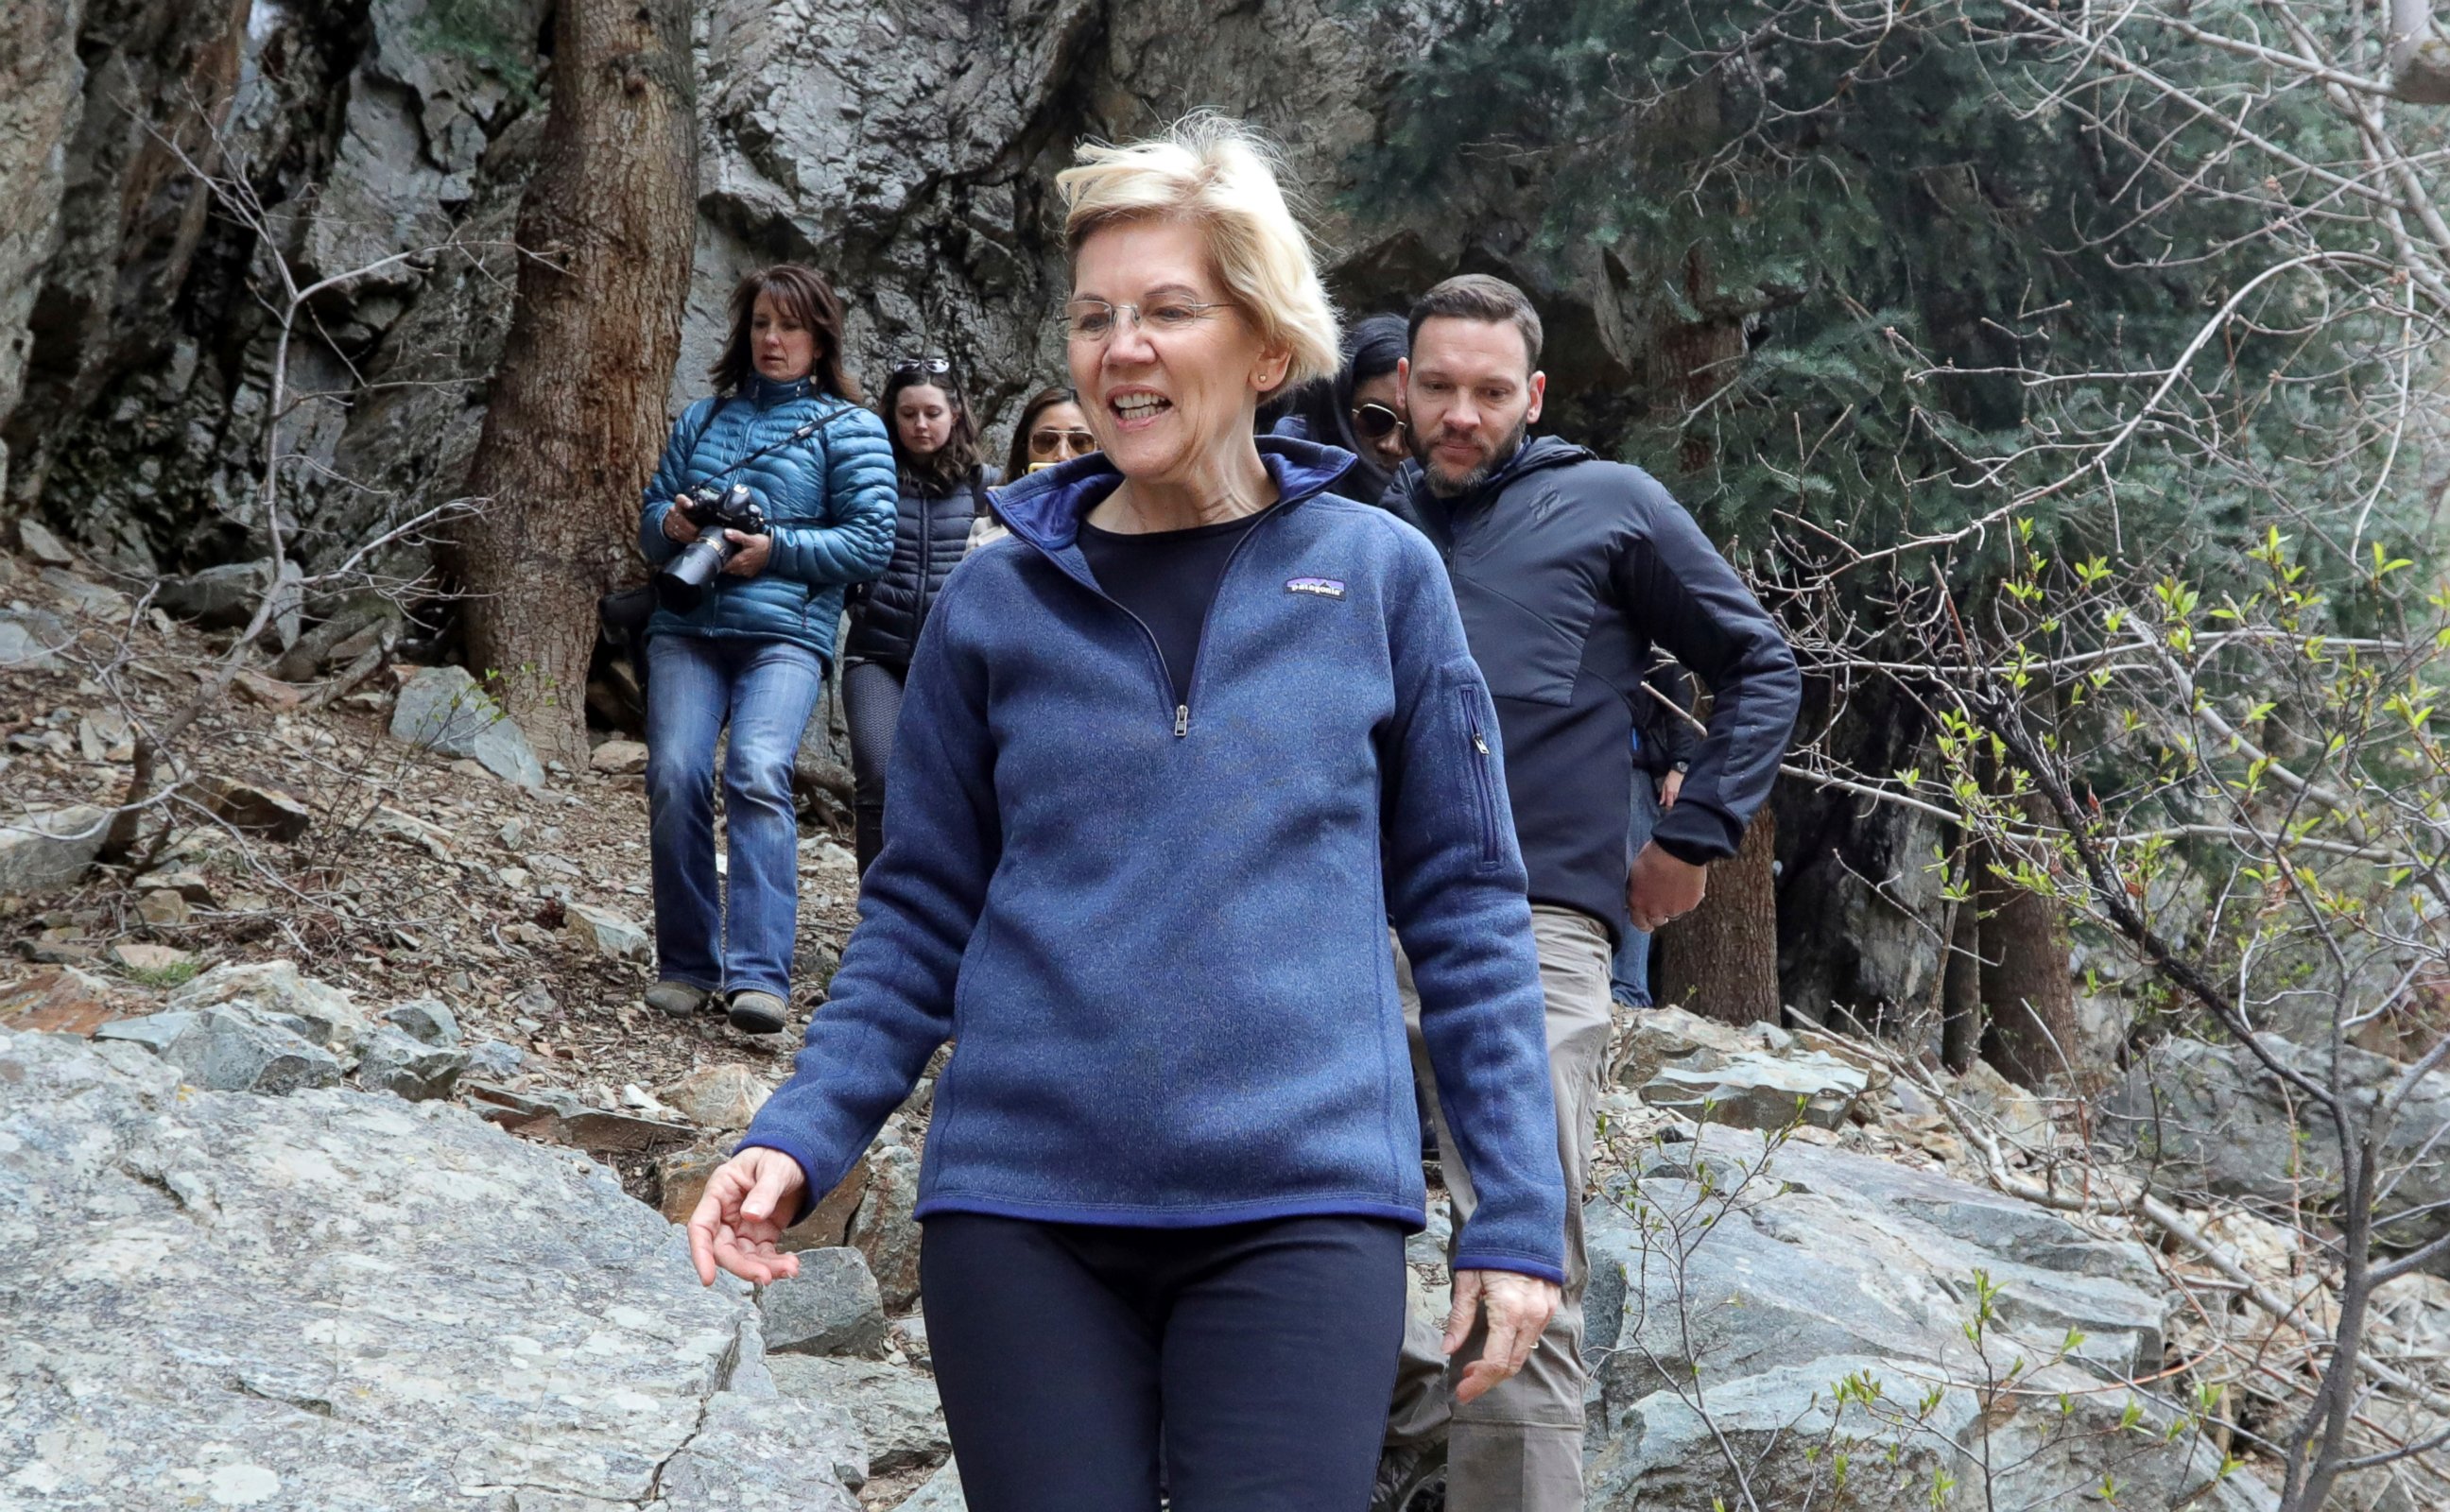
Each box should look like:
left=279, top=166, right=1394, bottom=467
left=842, top=468, right=995, bottom=665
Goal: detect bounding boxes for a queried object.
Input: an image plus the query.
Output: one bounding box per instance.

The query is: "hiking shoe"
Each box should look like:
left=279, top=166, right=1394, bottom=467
left=727, top=989, right=789, bottom=1035
left=645, top=982, right=708, bottom=1018
left=1370, top=1443, right=1446, bottom=1512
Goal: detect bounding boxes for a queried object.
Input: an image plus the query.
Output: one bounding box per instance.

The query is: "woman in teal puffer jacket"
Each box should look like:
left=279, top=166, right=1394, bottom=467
left=636, top=265, right=897, bottom=1034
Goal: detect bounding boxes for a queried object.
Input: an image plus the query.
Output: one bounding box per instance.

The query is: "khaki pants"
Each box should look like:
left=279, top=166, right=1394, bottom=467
left=1389, top=905, right=1612, bottom=1511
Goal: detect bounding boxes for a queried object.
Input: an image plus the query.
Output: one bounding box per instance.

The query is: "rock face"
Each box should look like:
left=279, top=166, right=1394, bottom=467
left=1580, top=1126, right=2271, bottom=1512
left=2107, top=1034, right=2450, bottom=1254
left=0, top=804, right=106, bottom=892
left=0, top=1026, right=869, bottom=1510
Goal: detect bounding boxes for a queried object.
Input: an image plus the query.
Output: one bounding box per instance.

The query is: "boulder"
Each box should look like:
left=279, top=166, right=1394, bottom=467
left=388, top=664, right=544, bottom=788
left=17, top=516, right=74, bottom=565
left=134, top=866, right=214, bottom=903
left=354, top=1023, right=467, bottom=1101
left=768, top=1356, right=949, bottom=1475
left=0, top=1026, right=868, bottom=1510
left=565, top=900, right=648, bottom=959
left=589, top=737, right=649, bottom=774
left=0, top=607, right=68, bottom=669
left=1639, top=1048, right=1869, bottom=1130
left=78, top=708, right=133, bottom=763
left=170, top=958, right=369, bottom=1057
left=0, top=965, right=121, bottom=1035
left=0, top=804, right=106, bottom=892
left=155, top=559, right=304, bottom=645
left=1612, top=1003, right=1768, bottom=1090
left=380, top=995, right=460, bottom=1046
left=106, top=941, right=196, bottom=975
left=464, top=1037, right=524, bottom=1079
left=1580, top=1126, right=2267, bottom=1512
left=899, top=1458, right=969, bottom=1511
left=95, top=1006, right=343, bottom=1094
left=851, top=1143, right=924, bottom=1312
left=136, top=887, right=189, bottom=925
left=762, top=1247, right=891, bottom=1360
left=661, top=1063, right=772, bottom=1129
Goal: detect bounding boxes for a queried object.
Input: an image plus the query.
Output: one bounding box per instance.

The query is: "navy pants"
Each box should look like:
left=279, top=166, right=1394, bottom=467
left=922, top=1213, right=1408, bottom=1512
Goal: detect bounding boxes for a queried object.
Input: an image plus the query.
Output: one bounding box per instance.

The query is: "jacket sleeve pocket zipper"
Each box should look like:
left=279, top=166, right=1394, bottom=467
left=1458, top=687, right=1502, bottom=869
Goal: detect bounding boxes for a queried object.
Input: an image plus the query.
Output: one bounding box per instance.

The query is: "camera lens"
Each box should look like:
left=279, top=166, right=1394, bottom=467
left=656, top=536, right=733, bottom=612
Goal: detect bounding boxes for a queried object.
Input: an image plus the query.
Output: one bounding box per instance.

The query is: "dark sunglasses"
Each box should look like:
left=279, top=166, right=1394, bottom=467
left=891, top=353, right=951, bottom=377
left=1352, top=402, right=1406, bottom=441
left=1030, top=426, right=1098, bottom=455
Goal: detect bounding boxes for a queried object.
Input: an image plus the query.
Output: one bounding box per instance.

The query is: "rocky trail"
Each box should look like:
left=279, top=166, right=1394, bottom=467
left=5, top=533, right=2444, bottom=1510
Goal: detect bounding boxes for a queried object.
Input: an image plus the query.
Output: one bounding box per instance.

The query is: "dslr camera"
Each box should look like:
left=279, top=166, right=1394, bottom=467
left=656, top=481, right=768, bottom=612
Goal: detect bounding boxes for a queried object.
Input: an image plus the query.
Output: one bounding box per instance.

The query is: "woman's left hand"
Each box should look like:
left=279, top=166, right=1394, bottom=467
left=722, top=529, right=773, bottom=577
left=1443, top=1267, right=1563, bottom=1403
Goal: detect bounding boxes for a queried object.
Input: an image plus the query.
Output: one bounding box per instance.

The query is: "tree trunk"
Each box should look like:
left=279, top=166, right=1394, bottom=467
left=1656, top=807, right=1781, bottom=1025
left=454, top=0, right=696, bottom=765
left=1976, top=794, right=2081, bottom=1089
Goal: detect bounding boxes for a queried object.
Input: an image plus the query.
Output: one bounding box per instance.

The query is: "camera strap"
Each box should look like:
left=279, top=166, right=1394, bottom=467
left=690, top=396, right=863, bottom=495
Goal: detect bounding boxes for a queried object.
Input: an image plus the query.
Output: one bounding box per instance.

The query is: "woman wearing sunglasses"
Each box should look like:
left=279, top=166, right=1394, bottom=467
left=690, top=116, right=1563, bottom=1511
left=1005, top=385, right=1099, bottom=477
left=840, top=356, right=999, bottom=874
left=1269, top=312, right=1411, bottom=504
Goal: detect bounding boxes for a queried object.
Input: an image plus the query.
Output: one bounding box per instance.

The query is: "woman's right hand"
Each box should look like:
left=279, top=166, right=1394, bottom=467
left=687, top=1148, right=809, bottom=1285
left=663, top=503, right=702, bottom=544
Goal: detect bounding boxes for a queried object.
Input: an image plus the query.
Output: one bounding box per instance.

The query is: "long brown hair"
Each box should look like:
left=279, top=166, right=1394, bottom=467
left=882, top=364, right=983, bottom=493
left=708, top=265, right=862, bottom=402
left=1004, top=386, right=1080, bottom=481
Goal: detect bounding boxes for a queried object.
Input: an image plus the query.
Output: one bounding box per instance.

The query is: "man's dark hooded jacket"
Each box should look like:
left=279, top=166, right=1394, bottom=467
left=1384, top=436, right=1801, bottom=940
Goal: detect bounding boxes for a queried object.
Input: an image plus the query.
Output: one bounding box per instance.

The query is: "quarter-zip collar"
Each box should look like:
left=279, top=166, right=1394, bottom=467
left=742, top=371, right=816, bottom=409
left=1387, top=433, right=1591, bottom=558
left=995, top=436, right=1360, bottom=589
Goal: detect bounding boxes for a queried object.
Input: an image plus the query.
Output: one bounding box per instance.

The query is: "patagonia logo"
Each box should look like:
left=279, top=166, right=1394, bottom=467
left=1286, top=576, right=1346, bottom=599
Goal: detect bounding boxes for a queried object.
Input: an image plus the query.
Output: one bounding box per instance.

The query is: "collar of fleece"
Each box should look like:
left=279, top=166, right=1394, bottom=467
left=993, top=436, right=1363, bottom=555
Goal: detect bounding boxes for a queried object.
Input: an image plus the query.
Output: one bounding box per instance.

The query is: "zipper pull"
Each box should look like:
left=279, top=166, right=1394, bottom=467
left=1473, top=731, right=1491, bottom=755
left=1175, top=705, right=1190, bottom=738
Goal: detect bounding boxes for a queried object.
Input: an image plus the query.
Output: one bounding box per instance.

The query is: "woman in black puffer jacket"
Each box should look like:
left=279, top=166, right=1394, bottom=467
left=841, top=357, right=999, bottom=873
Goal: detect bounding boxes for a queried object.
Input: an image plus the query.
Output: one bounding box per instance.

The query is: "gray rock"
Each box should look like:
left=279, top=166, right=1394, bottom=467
left=0, top=803, right=106, bottom=893
left=767, top=1356, right=949, bottom=1474
left=1639, top=1048, right=1869, bottom=1130
left=154, top=558, right=304, bottom=645
left=0, top=1025, right=869, bottom=1510
left=355, top=1023, right=467, bottom=1101
left=465, top=1037, right=526, bottom=1079
left=17, top=516, right=74, bottom=565
left=389, top=664, right=545, bottom=788
left=851, top=1143, right=924, bottom=1312
left=565, top=900, right=648, bottom=959
left=897, top=1457, right=969, bottom=1511
left=0, top=607, right=69, bottom=669
left=170, top=958, right=369, bottom=1056
left=1579, top=1127, right=2266, bottom=1512
left=184, top=773, right=314, bottom=842
left=761, top=1247, right=890, bottom=1360
left=659, top=1063, right=771, bottom=1129
left=94, top=1005, right=342, bottom=1094
left=381, top=994, right=460, bottom=1046
left=2107, top=1034, right=2450, bottom=1255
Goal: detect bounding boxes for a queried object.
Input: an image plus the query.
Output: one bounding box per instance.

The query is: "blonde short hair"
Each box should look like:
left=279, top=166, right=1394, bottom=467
left=1056, top=114, right=1341, bottom=394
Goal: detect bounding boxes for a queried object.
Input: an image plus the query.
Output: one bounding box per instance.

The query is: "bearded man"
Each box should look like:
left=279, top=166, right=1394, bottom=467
left=1375, top=273, right=1801, bottom=1512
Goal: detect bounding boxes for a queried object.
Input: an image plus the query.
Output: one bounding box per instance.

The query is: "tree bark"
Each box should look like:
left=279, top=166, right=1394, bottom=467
left=1976, top=793, right=2082, bottom=1089
left=454, top=0, right=696, bottom=765
left=1656, top=808, right=1782, bottom=1025
left=1941, top=880, right=1984, bottom=1073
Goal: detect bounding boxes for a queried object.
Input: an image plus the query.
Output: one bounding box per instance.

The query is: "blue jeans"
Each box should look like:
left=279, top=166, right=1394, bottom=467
left=1611, top=776, right=1664, bottom=1007
left=645, top=634, right=824, bottom=999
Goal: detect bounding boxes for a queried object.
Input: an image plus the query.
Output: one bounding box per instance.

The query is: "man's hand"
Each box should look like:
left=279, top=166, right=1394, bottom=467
left=687, top=1148, right=807, bottom=1286
left=1660, top=768, right=1684, bottom=810
left=721, top=529, right=772, bottom=577
left=662, top=504, right=701, bottom=543
left=1443, top=1268, right=1562, bottom=1405
left=1628, top=840, right=1707, bottom=934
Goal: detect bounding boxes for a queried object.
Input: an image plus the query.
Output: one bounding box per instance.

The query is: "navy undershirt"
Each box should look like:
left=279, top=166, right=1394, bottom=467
left=1077, top=507, right=1270, bottom=708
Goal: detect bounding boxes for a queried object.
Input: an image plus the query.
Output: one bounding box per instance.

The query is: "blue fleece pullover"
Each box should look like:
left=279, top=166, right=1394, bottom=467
left=637, top=373, right=899, bottom=664
left=740, top=438, right=1568, bottom=1282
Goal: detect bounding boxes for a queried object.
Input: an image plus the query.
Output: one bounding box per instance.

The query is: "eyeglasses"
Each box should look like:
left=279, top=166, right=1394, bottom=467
left=1352, top=403, right=1406, bottom=441
left=1030, top=426, right=1098, bottom=457
left=1058, top=299, right=1232, bottom=343
left=891, top=354, right=951, bottom=377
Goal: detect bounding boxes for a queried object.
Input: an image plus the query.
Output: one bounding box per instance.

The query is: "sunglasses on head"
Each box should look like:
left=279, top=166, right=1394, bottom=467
left=1030, top=426, right=1097, bottom=456
left=1351, top=403, right=1406, bottom=441
left=891, top=354, right=951, bottom=378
